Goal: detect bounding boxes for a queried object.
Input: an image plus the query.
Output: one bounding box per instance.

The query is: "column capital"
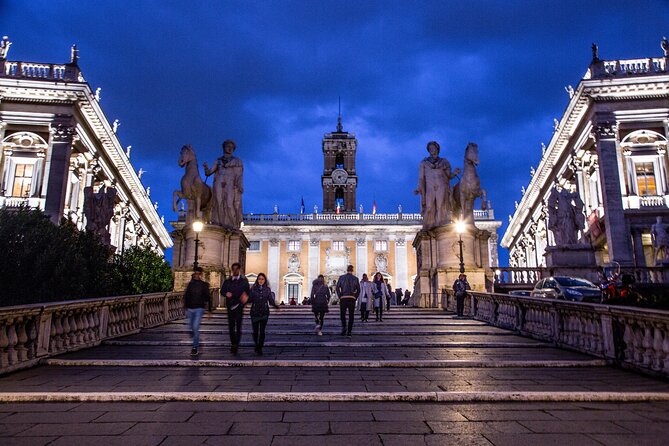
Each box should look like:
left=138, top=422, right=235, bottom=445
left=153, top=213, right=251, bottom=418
left=591, top=114, right=618, bottom=140
left=50, top=121, right=76, bottom=143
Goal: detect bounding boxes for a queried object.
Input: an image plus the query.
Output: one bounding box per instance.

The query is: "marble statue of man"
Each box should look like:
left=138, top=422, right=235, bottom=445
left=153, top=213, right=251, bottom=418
left=651, top=216, right=669, bottom=264
left=204, top=140, right=244, bottom=229
left=83, top=185, right=118, bottom=246
left=415, top=141, right=460, bottom=228
left=547, top=185, right=585, bottom=246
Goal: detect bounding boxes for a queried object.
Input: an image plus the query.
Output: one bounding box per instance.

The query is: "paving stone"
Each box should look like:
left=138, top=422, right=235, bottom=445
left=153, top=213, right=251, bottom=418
left=0, top=438, right=59, bottom=446
left=229, top=421, right=290, bottom=435
left=94, top=411, right=194, bottom=423
left=428, top=421, right=531, bottom=434
left=482, top=433, right=601, bottom=446
left=48, top=436, right=165, bottom=446
left=16, top=422, right=135, bottom=436
left=203, top=436, right=273, bottom=446
left=378, top=434, right=428, bottom=446
left=425, top=435, right=493, bottom=445
left=283, top=410, right=373, bottom=422
left=588, top=434, right=669, bottom=445
left=270, top=434, right=383, bottom=446
left=612, top=421, right=669, bottom=434
left=287, top=422, right=329, bottom=435
left=331, top=421, right=431, bottom=434
left=1, top=411, right=105, bottom=424
left=123, top=422, right=233, bottom=436
left=518, top=420, right=632, bottom=434
left=458, top=410, right=558, bottom=421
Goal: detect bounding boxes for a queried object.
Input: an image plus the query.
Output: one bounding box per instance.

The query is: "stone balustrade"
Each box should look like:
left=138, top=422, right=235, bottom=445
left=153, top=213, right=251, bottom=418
left=0, top=291, right=184, bottom=375
left=445, top=291, right=669, bottom=378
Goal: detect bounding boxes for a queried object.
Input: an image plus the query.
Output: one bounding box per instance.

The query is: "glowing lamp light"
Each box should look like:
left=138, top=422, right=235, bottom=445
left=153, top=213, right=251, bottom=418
left=193, top=220, right=204, bottom=232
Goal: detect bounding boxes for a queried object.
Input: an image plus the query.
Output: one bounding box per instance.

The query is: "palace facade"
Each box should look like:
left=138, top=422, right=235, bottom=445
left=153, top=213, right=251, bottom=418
left=0, top=37, right=172, bottom=254
left=243, top=118, right=501, bottom=303
left=502, top=40, right=669, bottom=268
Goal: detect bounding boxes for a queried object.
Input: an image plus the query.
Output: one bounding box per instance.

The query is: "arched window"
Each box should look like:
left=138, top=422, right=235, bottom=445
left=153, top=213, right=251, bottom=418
left=620, top=130, right=668, bottom=199
left=335, top=152, right=344, bottom=169
left=335, top=187, right=344, bottom=210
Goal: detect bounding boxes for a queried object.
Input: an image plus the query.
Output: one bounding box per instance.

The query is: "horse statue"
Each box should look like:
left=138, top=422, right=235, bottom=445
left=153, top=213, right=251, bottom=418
left=453, top=142, right=487, bottom=223
left=173, top=144, right=212, bottom=222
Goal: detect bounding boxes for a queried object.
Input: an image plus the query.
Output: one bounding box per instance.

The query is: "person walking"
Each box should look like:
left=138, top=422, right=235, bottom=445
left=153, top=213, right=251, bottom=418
left=385, top=279, right=393, bottom=311
left=184, top=266, right=211, bottom=357
left=372, top=272, right=390, bottom=322
left=221, top=262, right=250, bottom=355
left=310, top=274, right=330, bottom=336
left=336, top=265, right=360, bottom=337
left=358, top=273, right=374, bottom=322
left=402, top=288, right=411, bottom=306
left=248, top=273, right=278, bottom=356
left=453, top=273, right=471, bottom=317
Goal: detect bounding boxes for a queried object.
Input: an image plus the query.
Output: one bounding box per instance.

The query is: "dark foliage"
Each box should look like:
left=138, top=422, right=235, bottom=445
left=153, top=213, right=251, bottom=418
left=0, top=207, right=172, bottom=307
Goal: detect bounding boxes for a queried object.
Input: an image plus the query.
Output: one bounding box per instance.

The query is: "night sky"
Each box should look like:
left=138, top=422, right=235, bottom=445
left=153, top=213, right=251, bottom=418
left=2, top=1, right=668, bottom=264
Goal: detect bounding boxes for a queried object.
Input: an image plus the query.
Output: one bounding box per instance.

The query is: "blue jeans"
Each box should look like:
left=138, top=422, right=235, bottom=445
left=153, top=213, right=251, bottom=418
left=186, top=308, right=205, bottom=348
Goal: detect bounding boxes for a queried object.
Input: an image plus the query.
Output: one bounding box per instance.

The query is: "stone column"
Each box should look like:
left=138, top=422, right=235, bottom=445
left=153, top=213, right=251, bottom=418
left=0, top=121, right=7, bottom=194
left=268, top=238, right=281, bottom=302
left=631, top=228, right=646, bottom=267
left=593, top=117, right=633, bottom=265
left=308, top=238, right=320, bottom=291
left=355, top=237, right=367, bottom=277
left=45, top=116, right=76, bottom=224
left=394, top=237, right=408, bottom=291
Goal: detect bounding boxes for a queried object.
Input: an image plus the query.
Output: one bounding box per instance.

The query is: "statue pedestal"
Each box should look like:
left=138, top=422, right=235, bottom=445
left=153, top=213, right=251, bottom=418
left=545, top=245, right=596, bottom=268
left=171, top=222, right=249, bottom=308
left=411, top=223, right=493, bottom=308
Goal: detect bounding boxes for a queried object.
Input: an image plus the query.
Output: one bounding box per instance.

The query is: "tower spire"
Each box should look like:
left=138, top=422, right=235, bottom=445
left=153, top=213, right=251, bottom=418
left=336, top=96, right=343, bottom=132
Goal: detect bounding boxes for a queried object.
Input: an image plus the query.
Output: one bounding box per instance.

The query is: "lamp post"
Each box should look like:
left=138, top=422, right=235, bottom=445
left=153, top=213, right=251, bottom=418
left=192, top=220, right=203, bottom=270
left=455, top=220, right=466, bottom=274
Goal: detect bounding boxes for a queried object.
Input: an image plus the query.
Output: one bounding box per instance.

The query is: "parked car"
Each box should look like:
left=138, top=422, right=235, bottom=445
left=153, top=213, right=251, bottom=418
left=531, top=276, right=601, bottom=303
left=508, top=290, right=532, bottom=296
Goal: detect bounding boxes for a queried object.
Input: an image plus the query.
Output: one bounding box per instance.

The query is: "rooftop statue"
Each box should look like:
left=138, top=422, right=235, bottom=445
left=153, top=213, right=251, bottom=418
left=173, top=144, right=212, bottom=223
left=453, top=142, right=486, bottom=224
left=415, top=141, right=460, bottom=229
left=83, top=185, right=118, bottom=246
left=547, top=184, right=585, bottom=246
left=204, top=139, right=244, bottom=229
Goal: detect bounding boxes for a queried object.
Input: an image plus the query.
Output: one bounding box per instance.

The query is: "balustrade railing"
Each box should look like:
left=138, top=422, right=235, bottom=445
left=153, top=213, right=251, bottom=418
left=243, top=210, right=493, bottom=225
left=1, top=60, right=81, bottom=82
left=446, top=291, right=669, bottom=378
left=0, top=291, right=184, bottom=375
left=589, top=57, right=667, bottom=79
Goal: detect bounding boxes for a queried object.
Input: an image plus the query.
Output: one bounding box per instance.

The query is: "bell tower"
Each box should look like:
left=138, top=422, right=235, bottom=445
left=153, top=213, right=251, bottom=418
left=321, top=114, right=357, bottom=212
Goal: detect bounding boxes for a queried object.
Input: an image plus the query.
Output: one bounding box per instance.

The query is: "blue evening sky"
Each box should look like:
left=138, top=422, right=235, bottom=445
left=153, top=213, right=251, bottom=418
left=2, top=1, right=668, bottom=264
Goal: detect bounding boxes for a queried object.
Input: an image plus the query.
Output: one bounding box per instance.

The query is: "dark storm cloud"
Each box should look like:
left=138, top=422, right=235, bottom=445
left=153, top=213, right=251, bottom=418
left=2, top=0, right=668, bottom=263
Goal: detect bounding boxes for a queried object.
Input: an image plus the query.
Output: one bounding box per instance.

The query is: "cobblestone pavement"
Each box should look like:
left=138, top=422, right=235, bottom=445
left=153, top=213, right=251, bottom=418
left=1, top=307, right=668, bottom=445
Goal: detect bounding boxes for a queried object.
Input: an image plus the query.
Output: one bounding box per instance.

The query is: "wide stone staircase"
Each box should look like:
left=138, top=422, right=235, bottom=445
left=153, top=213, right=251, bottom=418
left=2, top=307, right=669, bottom=445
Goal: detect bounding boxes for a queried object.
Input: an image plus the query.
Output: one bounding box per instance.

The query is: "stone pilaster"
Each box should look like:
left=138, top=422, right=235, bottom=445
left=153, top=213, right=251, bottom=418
left=592, top=116, right=633, bottom=265
left=45, top=116, right=77, bottom=224
left=308, top=238, right=320, bottom=290
left=268, top=238, right=281, bottom=301
left=394, top=237, right=408, bottom=290
left=355, top=237, right=367, bottom=278
left=631, top=228, right=646, bottom=267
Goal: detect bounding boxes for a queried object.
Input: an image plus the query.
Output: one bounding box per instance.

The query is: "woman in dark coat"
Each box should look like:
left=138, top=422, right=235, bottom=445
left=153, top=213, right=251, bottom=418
left=247, top=273, right=278, bottom=355
left=310, top=274, right=330, bottom=336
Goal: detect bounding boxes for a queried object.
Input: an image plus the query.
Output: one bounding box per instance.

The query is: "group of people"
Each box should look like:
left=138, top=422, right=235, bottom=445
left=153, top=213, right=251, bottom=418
left=183, top=263, right=414, bottom=356
left=183, top=262, right=277, bottom=357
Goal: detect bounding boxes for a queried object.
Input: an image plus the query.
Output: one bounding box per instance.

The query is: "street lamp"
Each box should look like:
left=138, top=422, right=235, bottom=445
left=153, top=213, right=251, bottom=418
left=192, top=220, right=204, bottom=270
left=455, top=219, right=466, bottom=274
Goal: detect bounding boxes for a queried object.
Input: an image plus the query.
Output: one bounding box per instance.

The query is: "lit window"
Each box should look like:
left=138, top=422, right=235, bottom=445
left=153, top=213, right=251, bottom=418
left=248, top=241, right=261, bottom=252
left=332, top=240, right=345, bottom=251
left=375, top=240, right=388, bottom=252
left=288, top=240, right=301, bottom=251
left=11, top=164, right=33, bottom=197
left=635, top=162, right=657, bottom=196
left=287, top=284, right=299, bottom=300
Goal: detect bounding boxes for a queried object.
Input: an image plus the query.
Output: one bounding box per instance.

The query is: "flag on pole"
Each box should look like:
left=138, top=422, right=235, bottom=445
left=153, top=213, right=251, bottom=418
left=300, top=197, right=305, bottom=214
left=372, top=199, right=377, bottom=215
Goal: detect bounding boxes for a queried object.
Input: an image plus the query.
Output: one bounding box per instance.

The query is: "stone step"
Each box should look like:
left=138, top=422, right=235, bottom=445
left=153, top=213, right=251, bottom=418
left=42, top=358, right=609, bottom=368
left=102, top=340, right=547, bottom=348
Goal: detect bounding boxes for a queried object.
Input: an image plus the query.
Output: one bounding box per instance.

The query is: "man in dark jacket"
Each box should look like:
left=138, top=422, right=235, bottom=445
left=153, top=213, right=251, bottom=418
left=453, top=273, right=471, bottom=317
left=336, top=264, right=360, bottom=337
left=184, top=267, right=211, bottom=356
left=221, top=262, right=250, bottom=354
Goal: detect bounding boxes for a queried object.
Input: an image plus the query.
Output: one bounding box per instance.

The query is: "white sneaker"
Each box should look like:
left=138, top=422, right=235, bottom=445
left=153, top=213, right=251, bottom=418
left=314, top=324, right=320, bottom=333
left=317, top=330, right=323, bottom=336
